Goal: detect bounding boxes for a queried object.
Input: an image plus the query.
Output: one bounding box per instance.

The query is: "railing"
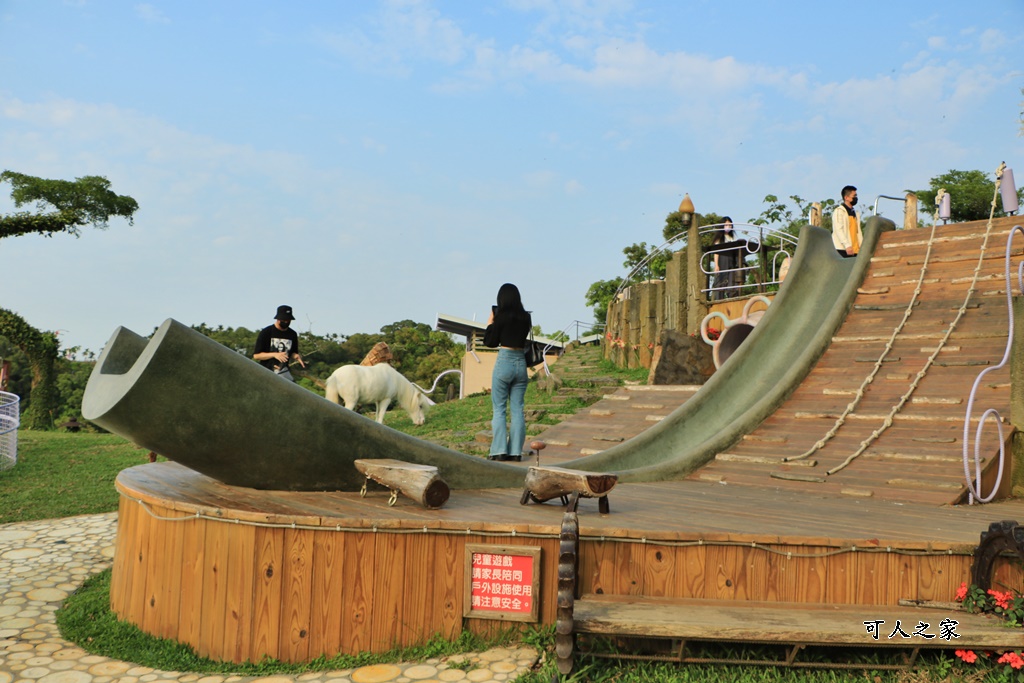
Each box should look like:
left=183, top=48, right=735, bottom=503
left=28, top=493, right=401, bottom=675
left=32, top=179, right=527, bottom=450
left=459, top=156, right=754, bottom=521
left=613, top=222, right=799, bottom=302
left=872, top=194, right=907, bottom=216
left=700, top=222, right=798, bottom=300
left=0, top=391, right=20, bottom=471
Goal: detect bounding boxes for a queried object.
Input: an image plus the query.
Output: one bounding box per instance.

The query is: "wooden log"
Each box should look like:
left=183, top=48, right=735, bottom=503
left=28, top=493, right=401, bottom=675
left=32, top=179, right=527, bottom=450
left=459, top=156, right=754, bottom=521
left=354, top=458, right=450, bottom=509
left=521, top=466, right=617, bottom=513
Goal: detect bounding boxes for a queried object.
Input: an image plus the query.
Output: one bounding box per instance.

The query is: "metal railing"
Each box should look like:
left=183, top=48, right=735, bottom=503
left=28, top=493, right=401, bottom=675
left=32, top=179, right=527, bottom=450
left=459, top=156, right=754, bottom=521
left=614, top=222, right=799, bottom=302
left=872, top=194, right=907, bottom=217
left=0, top=391, right=20, bottom=471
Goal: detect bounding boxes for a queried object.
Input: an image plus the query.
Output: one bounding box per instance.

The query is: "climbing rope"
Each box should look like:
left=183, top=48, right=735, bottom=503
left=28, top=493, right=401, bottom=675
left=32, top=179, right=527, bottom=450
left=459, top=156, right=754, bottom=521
left=825, top=163, right=1008, bottom=475
left=782, top=204, right=944, bottom=463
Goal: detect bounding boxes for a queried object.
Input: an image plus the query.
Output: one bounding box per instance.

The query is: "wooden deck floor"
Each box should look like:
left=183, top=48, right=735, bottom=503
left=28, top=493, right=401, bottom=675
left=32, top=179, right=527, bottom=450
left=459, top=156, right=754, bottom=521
left=121, top=460, right=1024, bottom=550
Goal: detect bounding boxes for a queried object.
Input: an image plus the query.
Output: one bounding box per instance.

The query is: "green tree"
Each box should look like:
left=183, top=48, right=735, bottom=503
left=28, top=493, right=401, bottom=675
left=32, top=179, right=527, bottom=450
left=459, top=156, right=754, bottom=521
left=0, top=309, right=60, bottom=429
left=584, top=277, right=623, bottom=327
left=0, top=171, right=138, bottom=428
left=917, top=169, right=1023, bottom=223
left=0, top=171, right=139, bottom=238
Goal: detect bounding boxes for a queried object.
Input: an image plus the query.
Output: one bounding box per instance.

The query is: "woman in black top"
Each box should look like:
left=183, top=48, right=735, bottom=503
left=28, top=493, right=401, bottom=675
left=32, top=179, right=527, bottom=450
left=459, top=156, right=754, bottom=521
left=483, top=283, right=532, bottom=461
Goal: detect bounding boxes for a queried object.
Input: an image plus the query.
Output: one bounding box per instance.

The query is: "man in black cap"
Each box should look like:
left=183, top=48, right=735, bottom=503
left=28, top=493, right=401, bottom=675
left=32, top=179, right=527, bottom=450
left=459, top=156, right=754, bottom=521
left=253, top=305, right=305, bottom=382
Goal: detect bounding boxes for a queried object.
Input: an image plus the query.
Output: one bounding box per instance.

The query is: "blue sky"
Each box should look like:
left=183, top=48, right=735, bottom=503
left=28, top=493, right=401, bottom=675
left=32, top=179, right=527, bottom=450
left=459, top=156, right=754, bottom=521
left=1, top=0, right=1022, bottom=353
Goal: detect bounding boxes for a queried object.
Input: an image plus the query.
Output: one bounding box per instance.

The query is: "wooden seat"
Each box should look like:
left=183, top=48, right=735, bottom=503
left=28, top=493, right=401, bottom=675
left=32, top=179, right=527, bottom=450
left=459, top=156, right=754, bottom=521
left=354, top=458, right=450, bottom=509
left=520, top=465, right=617, bottom=513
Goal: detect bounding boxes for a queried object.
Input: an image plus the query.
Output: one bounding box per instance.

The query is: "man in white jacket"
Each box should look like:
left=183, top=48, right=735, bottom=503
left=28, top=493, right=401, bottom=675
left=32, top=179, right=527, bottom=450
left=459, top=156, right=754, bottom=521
left=831, top=185, right=863, bottom=257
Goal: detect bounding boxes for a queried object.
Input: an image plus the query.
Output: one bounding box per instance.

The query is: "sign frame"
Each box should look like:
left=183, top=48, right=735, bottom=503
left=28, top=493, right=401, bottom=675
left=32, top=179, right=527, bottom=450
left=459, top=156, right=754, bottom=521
left=463, top=543, right=542, bottom=622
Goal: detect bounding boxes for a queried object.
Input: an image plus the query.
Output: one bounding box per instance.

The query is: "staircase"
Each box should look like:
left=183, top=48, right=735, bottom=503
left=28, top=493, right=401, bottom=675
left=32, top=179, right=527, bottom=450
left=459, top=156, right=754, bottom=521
left=686, top=217, right=1020, bottom=504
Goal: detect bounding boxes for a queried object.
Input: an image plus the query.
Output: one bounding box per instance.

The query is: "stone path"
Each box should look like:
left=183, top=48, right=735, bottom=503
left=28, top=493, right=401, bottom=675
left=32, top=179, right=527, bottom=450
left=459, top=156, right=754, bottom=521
left=0, top=513, right=540, bottom=683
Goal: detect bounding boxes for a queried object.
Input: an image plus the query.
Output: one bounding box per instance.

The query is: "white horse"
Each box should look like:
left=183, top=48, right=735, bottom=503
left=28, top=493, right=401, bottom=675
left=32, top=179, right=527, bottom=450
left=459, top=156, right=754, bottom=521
left=324, top=364, right=434, bottom=425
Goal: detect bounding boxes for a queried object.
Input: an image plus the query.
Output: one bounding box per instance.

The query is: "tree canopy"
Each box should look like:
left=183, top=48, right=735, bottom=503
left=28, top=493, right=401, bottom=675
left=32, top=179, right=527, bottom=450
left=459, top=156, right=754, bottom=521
left=0, top=171, right=139, bottom=239
left=917, top=169, right=1023, bottom=223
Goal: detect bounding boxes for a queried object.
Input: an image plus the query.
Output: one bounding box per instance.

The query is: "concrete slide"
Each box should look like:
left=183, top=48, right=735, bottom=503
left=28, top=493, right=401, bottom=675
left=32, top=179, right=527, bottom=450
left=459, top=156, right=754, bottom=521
left=82, top=219, right=890, bottom=492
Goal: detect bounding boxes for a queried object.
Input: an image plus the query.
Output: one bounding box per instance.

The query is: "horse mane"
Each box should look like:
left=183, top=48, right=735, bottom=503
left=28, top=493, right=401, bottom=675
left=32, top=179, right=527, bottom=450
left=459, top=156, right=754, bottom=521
left=389, top=366, right=423, bottom=411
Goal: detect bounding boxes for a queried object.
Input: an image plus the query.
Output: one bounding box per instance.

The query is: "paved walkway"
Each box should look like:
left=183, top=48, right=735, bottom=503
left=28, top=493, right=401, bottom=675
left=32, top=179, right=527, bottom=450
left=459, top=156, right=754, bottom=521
left=0, top=513, right=540, bottom=683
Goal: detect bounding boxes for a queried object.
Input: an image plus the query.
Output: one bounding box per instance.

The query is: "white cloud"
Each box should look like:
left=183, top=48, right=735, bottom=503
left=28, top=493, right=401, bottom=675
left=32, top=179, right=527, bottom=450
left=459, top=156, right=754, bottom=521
left=978, top=28, right=1007, bottom=54
left=135, top=3, right=170, bottom=25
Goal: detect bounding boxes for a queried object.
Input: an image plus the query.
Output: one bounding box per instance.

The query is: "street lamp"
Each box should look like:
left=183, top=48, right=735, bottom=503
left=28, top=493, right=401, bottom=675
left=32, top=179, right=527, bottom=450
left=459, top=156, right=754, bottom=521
left=678, top=194, right=694, bottom=226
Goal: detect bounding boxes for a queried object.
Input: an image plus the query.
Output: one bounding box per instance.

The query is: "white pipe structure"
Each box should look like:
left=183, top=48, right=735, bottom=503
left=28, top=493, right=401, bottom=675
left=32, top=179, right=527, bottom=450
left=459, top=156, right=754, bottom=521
left=961, top=224, right=1024, bottom=503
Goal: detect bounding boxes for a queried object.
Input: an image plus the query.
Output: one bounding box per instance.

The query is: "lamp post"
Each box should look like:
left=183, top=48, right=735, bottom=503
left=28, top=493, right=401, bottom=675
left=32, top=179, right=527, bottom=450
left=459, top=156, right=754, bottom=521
left=680, top=194, right=706, bottom=333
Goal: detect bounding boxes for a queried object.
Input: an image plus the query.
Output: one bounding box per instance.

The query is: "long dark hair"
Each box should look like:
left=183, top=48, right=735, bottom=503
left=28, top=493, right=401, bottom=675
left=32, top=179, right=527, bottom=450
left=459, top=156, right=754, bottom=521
left=495, top=283, right=530, bottom=322
left=713, top=217, right=734, bottom=245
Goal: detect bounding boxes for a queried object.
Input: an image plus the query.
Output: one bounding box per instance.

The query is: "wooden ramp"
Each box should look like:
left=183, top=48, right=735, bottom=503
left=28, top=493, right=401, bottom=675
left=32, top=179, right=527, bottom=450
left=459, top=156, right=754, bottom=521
left=687, top=217, right=1021, bottom=504
left=529, top=385, right=699, bottom=462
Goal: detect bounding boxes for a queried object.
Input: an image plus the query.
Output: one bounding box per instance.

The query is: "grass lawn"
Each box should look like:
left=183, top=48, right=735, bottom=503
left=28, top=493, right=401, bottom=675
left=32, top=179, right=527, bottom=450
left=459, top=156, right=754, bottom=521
left=0, top=430, right=150, bottom=524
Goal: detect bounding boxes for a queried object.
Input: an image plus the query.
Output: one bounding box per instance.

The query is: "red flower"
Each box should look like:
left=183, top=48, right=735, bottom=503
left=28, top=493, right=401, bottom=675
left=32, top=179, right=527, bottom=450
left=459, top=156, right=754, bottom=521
left=956, top=649, right=978, bottom=663
left=988, top=589, right=1013, bottom=610
left=998, top=651, right=1024, bottom=669
left=605, top=332, right=612, bottom=339
left=956, top=582, right=968, bottom=601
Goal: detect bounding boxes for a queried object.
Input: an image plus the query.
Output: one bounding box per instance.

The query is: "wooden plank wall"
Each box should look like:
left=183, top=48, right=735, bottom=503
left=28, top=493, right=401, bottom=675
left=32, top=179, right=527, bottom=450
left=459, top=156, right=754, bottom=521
left=111, top=500, right=1024, bottom=664
left=112, top=501, right=560, bottom=663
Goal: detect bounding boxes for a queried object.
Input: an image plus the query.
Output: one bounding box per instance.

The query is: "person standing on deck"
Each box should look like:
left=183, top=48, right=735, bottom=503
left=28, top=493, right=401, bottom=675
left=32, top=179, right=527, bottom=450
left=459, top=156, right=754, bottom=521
left=831, top=185, right=863, bottom=257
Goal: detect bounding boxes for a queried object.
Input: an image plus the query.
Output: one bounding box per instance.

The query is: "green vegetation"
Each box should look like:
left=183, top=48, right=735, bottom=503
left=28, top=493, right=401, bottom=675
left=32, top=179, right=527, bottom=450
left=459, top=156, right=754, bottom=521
left=0, top=431, right=148, bottom=524
left=918, top=168, right=1024, bottom=223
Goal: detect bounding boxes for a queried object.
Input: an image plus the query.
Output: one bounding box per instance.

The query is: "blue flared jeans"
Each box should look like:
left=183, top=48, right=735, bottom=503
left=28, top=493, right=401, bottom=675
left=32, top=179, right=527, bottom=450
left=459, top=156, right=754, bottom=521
left=490, top=348, right=528, bottom=457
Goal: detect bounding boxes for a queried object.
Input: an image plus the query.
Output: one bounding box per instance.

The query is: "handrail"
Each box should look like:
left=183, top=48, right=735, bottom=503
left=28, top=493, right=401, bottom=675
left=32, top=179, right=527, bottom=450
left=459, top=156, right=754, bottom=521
left=872, top=194, right=906, bottom=217
left=613, top=221, right=799, bottom=301
left=961, top=224, right=1024, bottom=503
left=412, top=368, right=464, bottom=400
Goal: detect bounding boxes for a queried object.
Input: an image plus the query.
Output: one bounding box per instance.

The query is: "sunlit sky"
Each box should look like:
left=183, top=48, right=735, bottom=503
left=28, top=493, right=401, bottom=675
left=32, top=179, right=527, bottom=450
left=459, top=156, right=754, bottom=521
left=1, top=0, right=1022, bottom=353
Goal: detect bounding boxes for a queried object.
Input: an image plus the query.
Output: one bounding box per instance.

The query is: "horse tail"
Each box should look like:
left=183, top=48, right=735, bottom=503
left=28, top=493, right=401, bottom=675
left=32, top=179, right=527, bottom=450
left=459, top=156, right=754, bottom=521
left=325, top=375, right=340, bottom=404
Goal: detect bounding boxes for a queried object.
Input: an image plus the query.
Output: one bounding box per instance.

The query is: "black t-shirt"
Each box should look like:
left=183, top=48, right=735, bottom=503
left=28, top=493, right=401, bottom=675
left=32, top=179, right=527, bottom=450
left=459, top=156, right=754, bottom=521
left=484, top=310, right=532, bottom=349
left=254, top=324, right=299, bottom=371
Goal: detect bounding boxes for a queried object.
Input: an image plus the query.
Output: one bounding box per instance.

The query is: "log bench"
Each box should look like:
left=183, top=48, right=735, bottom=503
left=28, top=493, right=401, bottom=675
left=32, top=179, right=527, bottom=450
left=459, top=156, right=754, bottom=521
left=353, top=458, right=450, bottom=509
left=520, top=465, right=617, bottom=513
left=554, top=499, right=1024, bottom=675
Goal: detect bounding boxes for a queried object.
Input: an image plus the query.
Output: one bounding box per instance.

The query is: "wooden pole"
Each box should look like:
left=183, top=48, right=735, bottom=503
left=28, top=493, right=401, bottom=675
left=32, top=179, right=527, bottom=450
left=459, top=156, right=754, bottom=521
left=904, top=193, right=918, bottom=230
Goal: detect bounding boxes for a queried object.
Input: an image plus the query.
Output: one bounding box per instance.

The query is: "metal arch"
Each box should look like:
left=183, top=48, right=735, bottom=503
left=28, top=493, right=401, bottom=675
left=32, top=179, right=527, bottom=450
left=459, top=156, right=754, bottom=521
left=411, top=368, right=463, bottom=400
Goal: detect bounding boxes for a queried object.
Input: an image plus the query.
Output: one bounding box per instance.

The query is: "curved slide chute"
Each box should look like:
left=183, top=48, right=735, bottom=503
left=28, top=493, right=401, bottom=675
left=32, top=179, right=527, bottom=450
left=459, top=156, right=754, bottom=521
left=82, top=219, right=890, bottom=492
left=82, top=319, right=526, bottom=491
left=559, top=218, right=892, bottom=481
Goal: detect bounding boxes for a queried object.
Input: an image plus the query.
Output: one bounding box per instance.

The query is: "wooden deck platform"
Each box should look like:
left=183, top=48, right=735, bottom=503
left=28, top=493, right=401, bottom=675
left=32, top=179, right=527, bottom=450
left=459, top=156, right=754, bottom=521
left=108, top=218, right=1024, bottom=665
left=114, top=461, right=1024, bottom=664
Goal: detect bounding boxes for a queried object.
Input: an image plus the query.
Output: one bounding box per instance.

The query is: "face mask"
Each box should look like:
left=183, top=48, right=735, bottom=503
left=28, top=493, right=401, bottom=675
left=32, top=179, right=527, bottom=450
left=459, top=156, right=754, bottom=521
left=850, top=197, right=858, bottom=207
